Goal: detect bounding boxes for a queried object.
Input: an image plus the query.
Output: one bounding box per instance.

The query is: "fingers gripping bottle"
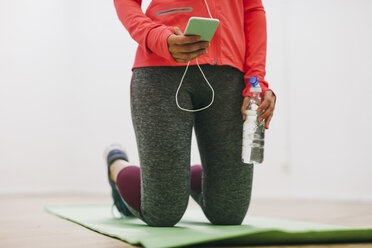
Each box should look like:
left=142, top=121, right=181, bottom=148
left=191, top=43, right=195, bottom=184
left=242, top=76, right=265, bottom=164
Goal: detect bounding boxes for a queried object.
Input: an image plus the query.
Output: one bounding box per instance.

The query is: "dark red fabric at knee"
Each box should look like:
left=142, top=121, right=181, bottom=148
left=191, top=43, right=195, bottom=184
left=190, top=164, right=202, bottom=193
left=116, top=166, right=141, bottom=213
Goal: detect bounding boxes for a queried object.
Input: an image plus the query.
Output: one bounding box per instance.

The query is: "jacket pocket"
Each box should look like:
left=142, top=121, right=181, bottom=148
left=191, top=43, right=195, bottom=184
left=155, top=7, right=193, bottom=16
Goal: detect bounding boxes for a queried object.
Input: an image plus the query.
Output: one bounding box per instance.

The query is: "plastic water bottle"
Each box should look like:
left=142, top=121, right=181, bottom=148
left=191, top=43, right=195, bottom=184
left=242, top=76, right=265, bottom=165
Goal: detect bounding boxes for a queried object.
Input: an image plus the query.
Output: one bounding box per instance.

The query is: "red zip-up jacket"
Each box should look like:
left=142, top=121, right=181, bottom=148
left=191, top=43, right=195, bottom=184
left=114, top=0, right=271, bottom=97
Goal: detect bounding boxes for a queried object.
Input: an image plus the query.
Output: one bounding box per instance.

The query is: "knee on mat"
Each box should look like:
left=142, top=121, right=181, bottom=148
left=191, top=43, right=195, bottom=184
left=144, top=196, right=189, bottom=227
left=206, top=201, right=250, bottom=225
left=146, top=217, right=180, bottom=227
left=208, top=211, right=247, bottom=225
left=145, top=207, right=186, bottom=227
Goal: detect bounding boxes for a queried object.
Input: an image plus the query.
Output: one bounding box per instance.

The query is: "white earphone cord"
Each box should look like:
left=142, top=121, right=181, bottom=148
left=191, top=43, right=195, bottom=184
left=203, top=0, right=213, bottom=19
left=175, top=0, right=214, bottom=112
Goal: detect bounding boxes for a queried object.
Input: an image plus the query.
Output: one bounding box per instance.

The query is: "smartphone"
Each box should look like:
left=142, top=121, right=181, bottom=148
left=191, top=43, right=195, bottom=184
left=184, top=17, right=220, bottom=42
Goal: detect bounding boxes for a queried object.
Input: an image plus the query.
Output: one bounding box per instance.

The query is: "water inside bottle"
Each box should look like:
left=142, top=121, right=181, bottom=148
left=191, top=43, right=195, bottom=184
left=250, top=120, right=265, bottom=164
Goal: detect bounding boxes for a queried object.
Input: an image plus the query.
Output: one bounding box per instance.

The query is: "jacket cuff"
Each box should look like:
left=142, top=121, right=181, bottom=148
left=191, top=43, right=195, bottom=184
left=146, top=26, right=175, bottom=62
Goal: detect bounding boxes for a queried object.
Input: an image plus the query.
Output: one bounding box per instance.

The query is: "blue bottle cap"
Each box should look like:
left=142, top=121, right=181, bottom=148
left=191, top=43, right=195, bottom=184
left=249, top=76, right=259, bottom=87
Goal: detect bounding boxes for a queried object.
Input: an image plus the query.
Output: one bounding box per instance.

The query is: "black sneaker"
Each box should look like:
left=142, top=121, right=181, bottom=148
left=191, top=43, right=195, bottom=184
left=104, top=144, right=134, bottom=217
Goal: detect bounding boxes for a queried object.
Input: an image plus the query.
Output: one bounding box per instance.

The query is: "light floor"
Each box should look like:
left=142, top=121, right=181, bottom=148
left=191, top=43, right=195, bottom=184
left=1, top=194, right=372, bottom=248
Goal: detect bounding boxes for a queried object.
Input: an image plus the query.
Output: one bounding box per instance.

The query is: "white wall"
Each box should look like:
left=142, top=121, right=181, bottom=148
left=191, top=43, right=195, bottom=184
left=0, top=0, right=371, bottom=201
left=255, top=0, right=372, bottom=201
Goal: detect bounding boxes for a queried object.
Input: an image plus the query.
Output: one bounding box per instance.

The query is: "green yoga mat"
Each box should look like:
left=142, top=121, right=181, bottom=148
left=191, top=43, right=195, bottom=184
left=45, top=204, right=372, bottom=248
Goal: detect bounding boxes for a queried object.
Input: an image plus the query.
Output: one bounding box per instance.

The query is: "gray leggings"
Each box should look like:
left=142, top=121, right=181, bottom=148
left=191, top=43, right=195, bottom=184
left=129, top=64, right=254, bottom=226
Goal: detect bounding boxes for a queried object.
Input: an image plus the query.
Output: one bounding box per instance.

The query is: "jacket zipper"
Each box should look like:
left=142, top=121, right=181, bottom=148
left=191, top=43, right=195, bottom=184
left=212, top=0, right=218, bottom=65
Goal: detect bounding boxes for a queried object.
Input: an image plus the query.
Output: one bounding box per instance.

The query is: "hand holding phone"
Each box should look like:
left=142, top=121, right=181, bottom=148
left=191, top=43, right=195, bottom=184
left=167, top=26, right=210, bottom=63
left=167, top=17, right=219, bottom=63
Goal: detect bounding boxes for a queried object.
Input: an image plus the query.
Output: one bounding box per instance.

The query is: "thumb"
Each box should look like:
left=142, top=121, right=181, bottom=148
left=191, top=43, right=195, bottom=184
left=173, top=26, right=183, bottom=36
